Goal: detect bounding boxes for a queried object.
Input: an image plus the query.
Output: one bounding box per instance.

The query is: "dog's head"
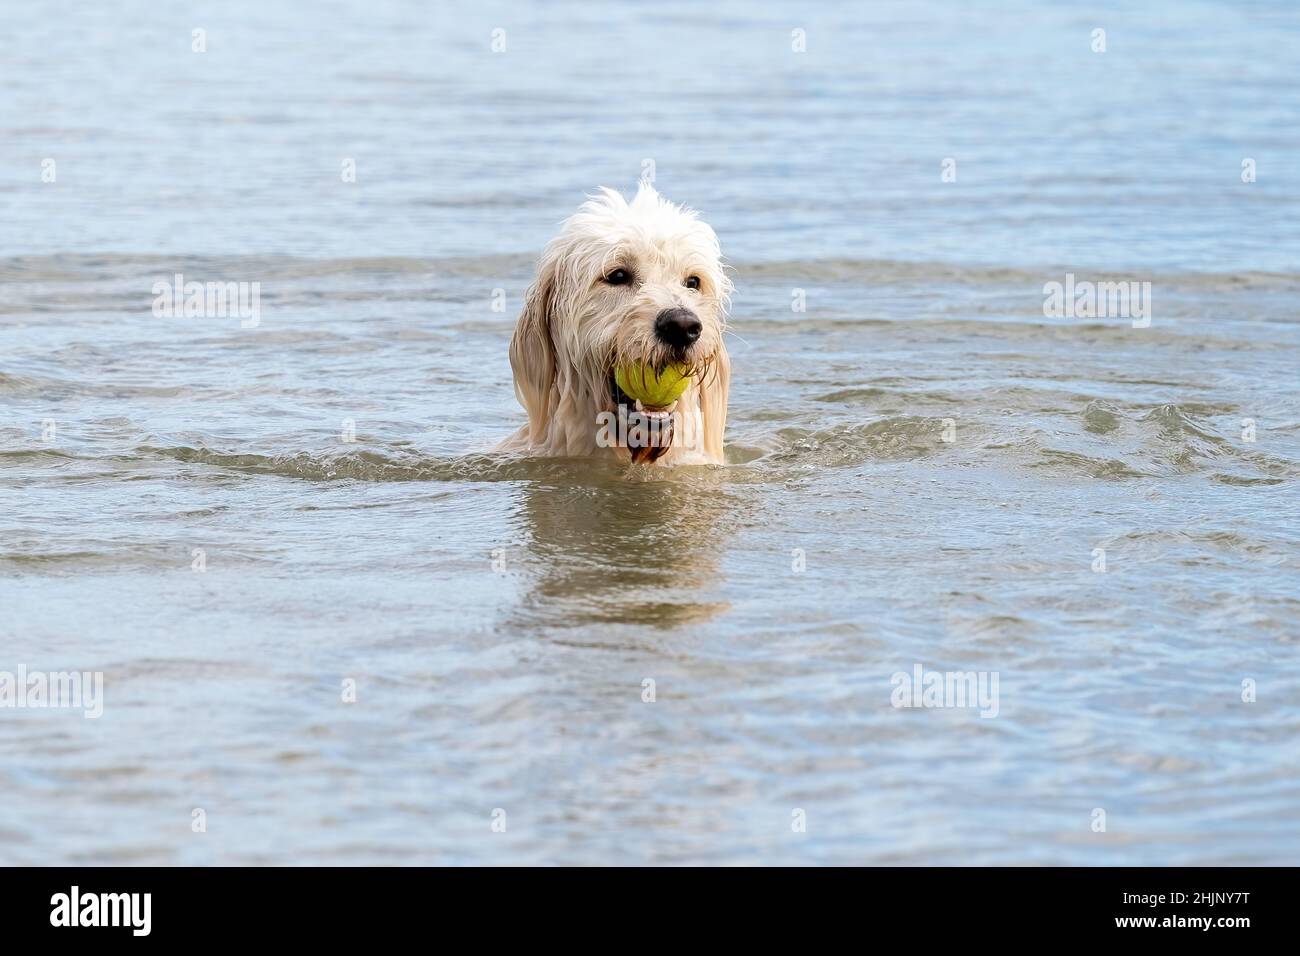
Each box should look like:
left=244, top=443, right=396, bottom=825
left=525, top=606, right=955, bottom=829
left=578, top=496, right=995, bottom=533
left=509, top=184, right=731, bottom=464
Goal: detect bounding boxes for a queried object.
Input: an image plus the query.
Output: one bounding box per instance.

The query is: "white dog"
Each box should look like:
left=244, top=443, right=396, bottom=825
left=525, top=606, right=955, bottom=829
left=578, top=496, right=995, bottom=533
left=499, top=184, right=731, bottom=465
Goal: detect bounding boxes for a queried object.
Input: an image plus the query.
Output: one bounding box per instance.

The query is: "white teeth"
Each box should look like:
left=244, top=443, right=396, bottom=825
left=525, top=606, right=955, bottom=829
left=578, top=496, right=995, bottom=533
left=632, top=399, right=677, bottom=415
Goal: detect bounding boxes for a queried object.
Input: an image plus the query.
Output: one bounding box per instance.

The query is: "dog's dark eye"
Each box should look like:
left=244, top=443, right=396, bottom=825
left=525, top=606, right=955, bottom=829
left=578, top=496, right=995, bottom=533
left=604, top=268, right=632, bottom=286
left=684, top=275, right=701, bottom=291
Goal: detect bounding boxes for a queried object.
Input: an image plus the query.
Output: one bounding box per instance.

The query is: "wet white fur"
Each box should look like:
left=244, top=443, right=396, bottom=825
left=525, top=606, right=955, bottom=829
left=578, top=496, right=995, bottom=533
left=500, top=184, right=731, bottom=465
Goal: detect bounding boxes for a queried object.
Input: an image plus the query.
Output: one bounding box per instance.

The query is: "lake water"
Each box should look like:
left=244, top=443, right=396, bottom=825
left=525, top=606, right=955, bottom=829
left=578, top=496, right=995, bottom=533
left=2, top=0, right=1298, bottom=864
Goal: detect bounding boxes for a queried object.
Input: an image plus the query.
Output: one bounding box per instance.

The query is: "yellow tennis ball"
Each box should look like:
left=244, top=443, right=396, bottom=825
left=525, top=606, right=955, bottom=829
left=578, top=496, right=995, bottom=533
left=615, top=362, right=692, bottom=408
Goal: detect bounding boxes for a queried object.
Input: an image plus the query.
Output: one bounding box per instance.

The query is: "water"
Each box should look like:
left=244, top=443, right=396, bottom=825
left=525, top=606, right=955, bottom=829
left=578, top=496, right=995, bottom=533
left=2, top=0, right=1298, bottom=865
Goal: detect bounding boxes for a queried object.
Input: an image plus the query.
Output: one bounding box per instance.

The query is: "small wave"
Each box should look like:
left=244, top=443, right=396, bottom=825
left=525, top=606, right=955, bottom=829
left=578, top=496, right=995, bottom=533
left=1093, top=528, right=1292, bottom=569
left=141, top=444, right=628, bottom=483
left=736, top=257, right=1300, bottom=293
left=0, top=253, right=533, bottom=286
left=743, top=401, right=1296, bottom=483
left=5, top=253, right=1300, bottom=292
left=1026, top=402, right=1294, bottom=482
left=1032, top=449, right=1149, bottom=479
left=812, top=385, right=975, bottom=407
left=764, top=417, right=955, bottom=467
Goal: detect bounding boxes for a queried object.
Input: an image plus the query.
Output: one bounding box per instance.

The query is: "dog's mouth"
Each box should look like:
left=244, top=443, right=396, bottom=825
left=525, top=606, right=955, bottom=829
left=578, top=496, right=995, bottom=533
left=609, top=375, right=678, bottom=415
left=608, top=370, right=677, bottom=464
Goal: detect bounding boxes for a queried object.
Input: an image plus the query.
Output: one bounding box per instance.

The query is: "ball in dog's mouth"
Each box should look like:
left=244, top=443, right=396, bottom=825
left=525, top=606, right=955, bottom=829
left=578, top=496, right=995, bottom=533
left=614, top=361, right=692, bottom=409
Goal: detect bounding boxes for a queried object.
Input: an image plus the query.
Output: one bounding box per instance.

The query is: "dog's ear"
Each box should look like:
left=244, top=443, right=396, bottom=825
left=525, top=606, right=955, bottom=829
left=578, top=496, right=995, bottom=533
left=509, top=259, right=559, bottom=444
left=697, top=343, right=730, bottom=463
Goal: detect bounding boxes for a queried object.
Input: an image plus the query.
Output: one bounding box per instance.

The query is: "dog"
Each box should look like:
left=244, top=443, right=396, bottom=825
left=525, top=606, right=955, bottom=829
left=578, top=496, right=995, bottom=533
left=499, top=184, right=731, bottom=465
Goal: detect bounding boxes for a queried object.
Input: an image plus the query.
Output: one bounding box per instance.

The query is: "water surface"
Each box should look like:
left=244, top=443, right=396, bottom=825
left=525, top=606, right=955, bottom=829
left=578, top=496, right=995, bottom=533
left=2, top=0, right=1298, bottom=864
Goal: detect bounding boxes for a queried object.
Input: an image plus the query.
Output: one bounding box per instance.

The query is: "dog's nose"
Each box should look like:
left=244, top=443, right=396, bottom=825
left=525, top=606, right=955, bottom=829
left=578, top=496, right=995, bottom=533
left=654, top=308, right=702, bottom=350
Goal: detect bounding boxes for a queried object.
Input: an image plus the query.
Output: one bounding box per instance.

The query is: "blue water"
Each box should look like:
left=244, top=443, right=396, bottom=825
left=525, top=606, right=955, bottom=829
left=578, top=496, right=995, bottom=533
left=1, top=0, right=1298, bottom=864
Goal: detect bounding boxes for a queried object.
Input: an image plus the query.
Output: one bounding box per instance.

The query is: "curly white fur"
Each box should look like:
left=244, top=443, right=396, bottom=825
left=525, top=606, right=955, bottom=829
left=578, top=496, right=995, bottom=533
left=499, top=184, right=732, bottom=465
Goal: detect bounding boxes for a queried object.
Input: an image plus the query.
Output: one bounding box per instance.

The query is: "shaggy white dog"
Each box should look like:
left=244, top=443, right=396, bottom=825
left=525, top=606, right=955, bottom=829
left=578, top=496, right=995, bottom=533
left=500, top=184, right=731, bottom=465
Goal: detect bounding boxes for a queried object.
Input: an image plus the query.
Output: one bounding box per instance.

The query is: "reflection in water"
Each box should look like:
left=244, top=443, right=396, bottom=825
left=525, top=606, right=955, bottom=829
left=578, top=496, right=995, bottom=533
left=509, top=465, right=741, bottom=630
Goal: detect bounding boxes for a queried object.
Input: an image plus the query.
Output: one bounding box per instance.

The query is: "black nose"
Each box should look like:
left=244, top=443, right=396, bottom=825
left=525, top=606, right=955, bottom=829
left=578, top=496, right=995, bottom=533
left=654, top=308, right=702, bottom=350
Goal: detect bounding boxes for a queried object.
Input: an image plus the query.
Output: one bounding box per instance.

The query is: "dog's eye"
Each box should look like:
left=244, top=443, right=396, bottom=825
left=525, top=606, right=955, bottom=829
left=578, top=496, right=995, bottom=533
left=684, top=275, right=701, bottom=291
left=604, top=268, right=633, bottom=286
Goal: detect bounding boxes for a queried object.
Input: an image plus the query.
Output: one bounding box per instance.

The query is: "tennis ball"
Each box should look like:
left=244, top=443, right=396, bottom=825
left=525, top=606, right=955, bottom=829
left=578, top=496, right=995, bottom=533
left=615, top=362, right=692, bottom=408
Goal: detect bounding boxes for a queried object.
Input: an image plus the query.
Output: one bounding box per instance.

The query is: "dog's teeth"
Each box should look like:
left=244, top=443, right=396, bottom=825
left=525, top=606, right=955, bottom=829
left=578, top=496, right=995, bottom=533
left=635, top=399, right=645, bottom=412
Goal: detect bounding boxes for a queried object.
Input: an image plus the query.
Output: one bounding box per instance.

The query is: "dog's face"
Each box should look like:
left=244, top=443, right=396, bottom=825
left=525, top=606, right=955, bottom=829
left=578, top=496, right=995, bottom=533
left=509, top=185, right=732, bottom=464
left=560, top=192, right=728, bottom=401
